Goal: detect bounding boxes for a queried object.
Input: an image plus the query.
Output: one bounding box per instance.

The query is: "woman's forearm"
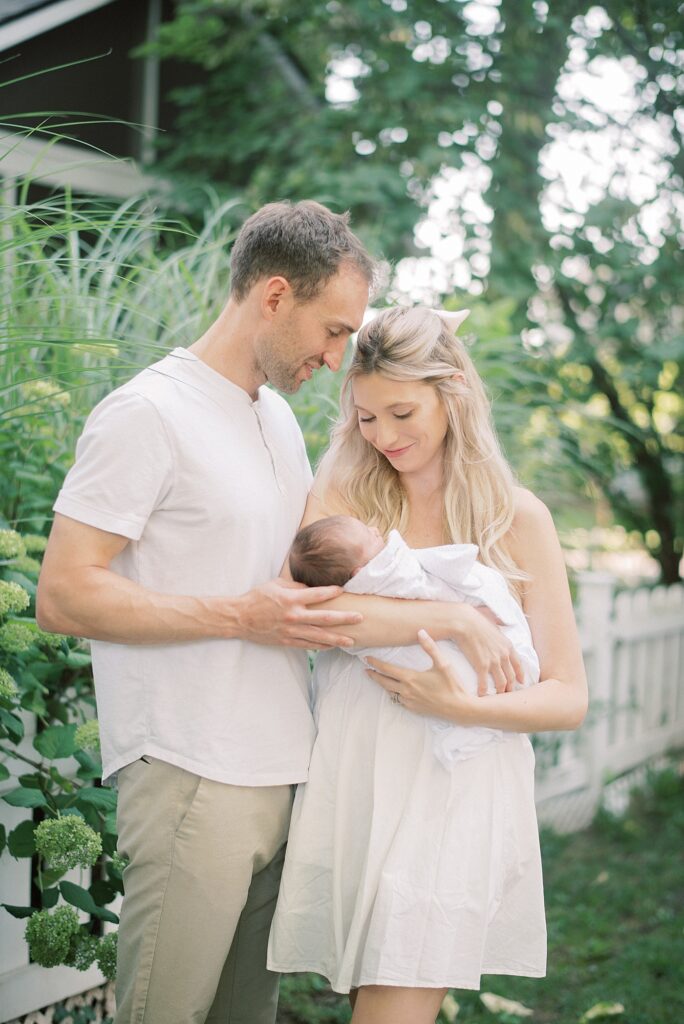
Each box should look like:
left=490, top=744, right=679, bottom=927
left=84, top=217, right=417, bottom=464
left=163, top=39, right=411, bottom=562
left=321, top=593, right=466, bottom=647
left=458, top=675, right=588, bottom=733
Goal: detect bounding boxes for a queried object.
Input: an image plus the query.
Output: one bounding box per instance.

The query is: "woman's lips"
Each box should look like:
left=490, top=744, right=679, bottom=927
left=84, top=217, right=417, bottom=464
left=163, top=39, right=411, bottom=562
left=383, top=444, right=414, bottom=458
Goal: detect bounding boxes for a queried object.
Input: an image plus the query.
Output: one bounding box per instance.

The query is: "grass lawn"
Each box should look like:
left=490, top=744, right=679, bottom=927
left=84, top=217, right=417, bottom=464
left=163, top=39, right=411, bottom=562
left=277, top=764, right=684, bottom=1024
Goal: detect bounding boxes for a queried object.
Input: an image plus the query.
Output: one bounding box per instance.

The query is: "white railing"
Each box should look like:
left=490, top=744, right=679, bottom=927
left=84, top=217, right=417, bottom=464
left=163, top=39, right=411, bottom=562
left=534, top=572, right=684, bottom=832
left=2, top=571, right=683, bottom=1020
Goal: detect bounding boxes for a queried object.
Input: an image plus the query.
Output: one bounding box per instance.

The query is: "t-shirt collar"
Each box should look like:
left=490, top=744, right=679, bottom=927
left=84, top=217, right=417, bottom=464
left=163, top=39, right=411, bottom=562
left=161, top=347, right=265, bottom=409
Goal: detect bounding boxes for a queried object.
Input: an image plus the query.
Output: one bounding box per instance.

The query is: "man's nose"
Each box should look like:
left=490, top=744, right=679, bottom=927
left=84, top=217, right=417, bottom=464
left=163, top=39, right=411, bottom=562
left=322, top=337, right=349, bottom=373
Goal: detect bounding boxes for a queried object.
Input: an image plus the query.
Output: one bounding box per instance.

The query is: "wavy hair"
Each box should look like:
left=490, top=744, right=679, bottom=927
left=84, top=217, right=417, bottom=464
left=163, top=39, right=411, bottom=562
left=316, top=306, right=528, bottom=598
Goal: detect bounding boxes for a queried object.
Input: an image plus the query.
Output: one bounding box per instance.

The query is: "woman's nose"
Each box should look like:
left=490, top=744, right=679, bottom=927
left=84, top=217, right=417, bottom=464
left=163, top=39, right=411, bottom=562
left=374, top=420, right=400, bottom=450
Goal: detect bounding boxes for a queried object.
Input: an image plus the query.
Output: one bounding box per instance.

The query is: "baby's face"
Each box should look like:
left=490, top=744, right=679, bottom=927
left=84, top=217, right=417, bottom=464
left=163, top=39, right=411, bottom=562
left=342, top=517, right=385, bottom=569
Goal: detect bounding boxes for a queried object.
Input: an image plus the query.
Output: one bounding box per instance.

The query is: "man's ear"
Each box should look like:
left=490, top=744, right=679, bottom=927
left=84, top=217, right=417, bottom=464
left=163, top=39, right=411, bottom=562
left=262, top=276, right=291, bottom=317
left=350, top=565, right=362, bottom=577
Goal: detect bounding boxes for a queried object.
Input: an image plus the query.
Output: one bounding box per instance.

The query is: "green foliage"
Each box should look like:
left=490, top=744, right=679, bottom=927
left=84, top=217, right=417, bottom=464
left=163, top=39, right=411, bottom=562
left=0, top=523, right=122, bottom=961
left=143, top=0, right=683, bottom=580
left=0, top=182, right=241, bottom=530
left=24, top=904, right=116, bottom=977
left=70, top=932, right=100, bottom=972
left=0, top=580, right=30, bottom=616
left=35, top=815, right=103, bottom=872
left=75, top=719, right=101, bottom=752
left=25, top=905, right=81, bottom=968
left=96, top=931, right=118, bottom=981
left=0, top=530, right=25, bottom=558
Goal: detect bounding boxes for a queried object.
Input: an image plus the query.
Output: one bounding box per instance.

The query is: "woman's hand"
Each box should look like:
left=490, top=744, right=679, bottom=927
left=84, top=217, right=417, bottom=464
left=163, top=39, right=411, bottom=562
left=365, top=630, right=478, bottom=722
left=454, top=604, right=523, bottom=695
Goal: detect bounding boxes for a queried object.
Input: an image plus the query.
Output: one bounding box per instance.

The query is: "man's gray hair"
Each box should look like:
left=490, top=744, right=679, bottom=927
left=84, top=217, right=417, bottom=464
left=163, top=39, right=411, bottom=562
left=230, top=200, right=378, bottom=302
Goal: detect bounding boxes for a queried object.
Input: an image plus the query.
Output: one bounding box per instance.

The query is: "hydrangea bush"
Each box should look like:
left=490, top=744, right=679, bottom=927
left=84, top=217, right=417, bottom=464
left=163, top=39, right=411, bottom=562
left=0, top=526, right=120, bottom=980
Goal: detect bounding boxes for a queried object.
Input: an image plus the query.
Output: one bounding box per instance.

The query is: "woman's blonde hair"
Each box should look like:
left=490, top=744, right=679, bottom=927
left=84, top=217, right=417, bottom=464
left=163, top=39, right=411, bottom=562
left=316, top=306, right=528, bottom=598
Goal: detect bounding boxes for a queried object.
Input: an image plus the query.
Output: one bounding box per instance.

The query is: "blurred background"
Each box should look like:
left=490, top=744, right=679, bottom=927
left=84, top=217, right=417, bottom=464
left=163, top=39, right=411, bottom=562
left=0, top=2, right=682, bottom=1023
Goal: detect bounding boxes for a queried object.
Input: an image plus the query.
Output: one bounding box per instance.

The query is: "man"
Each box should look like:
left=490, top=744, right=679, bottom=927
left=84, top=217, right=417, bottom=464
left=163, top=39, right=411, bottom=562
left=38, top=200, right=519, bottom=1023
left=37, top=200, right=374, bottom=1024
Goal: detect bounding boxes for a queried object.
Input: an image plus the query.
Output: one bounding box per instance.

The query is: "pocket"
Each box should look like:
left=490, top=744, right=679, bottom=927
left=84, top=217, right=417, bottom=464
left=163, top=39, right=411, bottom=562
left=173, top=771, right=203, bottom=836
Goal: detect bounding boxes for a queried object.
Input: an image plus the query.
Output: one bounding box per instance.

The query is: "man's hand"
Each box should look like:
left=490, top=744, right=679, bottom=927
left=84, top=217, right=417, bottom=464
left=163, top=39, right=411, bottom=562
left=454, top=604, right=524, bottom=695
left=236, top=579, right=363, bottom=649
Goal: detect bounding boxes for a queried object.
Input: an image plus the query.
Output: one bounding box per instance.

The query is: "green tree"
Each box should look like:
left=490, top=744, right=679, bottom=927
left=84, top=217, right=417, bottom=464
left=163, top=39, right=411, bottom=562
left=144, top=1, right=683, bottom=580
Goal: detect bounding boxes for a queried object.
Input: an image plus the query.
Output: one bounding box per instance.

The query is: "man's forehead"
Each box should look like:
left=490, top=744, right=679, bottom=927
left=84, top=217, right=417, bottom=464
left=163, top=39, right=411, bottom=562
left=323, top=269, right=369, bottom=330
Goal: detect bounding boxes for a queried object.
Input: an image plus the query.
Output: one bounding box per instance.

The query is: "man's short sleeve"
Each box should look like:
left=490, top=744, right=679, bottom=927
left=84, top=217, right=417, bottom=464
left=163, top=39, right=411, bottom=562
left=53, top=389, right=174, bottom=540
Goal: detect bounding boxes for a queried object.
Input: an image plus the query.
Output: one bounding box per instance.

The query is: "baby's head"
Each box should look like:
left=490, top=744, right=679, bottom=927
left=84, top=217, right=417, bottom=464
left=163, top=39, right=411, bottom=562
left=289, top=515, right=385, bottom=587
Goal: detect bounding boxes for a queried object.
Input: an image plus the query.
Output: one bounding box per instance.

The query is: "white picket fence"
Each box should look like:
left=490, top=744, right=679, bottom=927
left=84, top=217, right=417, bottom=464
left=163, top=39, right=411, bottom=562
left=534, top=571, right=684, bottom=831
left=1, top=571, right=683, bottom=1022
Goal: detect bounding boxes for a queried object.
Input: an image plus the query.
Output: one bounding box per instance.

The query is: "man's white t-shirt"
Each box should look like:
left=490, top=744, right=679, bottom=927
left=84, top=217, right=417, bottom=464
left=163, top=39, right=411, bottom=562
left=53, top=348, right=316, bottom=785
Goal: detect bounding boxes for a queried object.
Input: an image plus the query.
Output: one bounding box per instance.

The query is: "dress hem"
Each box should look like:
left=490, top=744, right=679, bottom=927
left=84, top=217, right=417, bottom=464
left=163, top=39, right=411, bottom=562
left=267, top=963, right=547, bottom=995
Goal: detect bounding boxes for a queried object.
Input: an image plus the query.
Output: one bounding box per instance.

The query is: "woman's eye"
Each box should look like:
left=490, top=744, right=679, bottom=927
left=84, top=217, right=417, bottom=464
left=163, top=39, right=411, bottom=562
left=394, top=413, right=412, bottom=420
left=359, top=416, right=375, bottom=424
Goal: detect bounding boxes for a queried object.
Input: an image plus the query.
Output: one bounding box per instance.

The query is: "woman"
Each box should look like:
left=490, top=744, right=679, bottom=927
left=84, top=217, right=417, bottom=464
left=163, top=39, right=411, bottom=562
left=268, top=306, right=588, bottom=1024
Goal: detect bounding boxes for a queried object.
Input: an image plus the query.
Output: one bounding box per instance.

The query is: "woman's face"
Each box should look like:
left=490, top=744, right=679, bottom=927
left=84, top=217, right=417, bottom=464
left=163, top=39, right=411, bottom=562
left=351, top=373, right=449, bottom=478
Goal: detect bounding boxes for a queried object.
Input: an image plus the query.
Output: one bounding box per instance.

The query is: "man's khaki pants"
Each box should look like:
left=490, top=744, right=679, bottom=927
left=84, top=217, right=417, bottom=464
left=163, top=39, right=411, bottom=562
left=114, top=757, right=293, bottom=1024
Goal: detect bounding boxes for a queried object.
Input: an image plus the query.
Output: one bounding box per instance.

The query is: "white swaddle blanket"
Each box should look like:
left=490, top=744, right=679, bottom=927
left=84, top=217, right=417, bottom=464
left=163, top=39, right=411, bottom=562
left=342, top=530, right=539, bottom=767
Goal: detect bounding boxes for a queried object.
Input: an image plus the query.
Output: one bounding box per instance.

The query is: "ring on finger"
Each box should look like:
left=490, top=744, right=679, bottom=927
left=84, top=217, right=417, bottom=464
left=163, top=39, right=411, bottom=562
left=390, top=691, right=402, bottom=705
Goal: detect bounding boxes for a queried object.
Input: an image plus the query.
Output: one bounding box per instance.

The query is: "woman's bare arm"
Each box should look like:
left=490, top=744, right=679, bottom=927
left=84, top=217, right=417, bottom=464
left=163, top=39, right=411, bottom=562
left=366, top=489, right=589, bottom=731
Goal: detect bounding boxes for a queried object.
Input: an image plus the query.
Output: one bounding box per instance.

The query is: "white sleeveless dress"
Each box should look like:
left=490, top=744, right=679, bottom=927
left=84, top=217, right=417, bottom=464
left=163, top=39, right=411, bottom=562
left=267, top=538, right=547, bottom=993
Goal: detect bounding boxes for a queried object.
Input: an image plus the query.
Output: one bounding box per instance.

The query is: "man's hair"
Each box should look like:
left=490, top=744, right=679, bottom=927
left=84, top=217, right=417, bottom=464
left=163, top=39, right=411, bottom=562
left=229, top=200, right=377, bottom=302
left=289, top=517, right=359, bottom=588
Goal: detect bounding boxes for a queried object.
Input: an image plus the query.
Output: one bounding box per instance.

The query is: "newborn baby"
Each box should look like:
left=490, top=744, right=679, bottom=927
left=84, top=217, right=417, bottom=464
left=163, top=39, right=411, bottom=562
left=289, top=515, right=386, bottom=587
left=289, top=515, right=540, bottom=767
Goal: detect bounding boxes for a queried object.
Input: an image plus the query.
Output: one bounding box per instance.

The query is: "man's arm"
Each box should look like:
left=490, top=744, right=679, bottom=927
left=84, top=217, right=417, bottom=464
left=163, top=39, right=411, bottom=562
left=36, top=514, right=361, bottom=648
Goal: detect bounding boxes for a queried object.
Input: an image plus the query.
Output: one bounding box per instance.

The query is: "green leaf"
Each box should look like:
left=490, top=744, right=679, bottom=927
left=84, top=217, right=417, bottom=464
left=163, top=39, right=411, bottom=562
left=38, top=867, right=69, bottom=890
left=75, top=787, right=117, bottom=813
left=59, top=881, right=119, bottom=924
left=8, top=819, right=36, bottom=857
left=89, top=878, right=117, bottom=907
left=0, top=708, right=24, bottom=743
left=33, top=723, right=77, bottom=759
left=64, top=651, right=92, bottom=668
left=0, top=823, right=5, bottom=857
left=42, top=886, right=59, bottom=909
left=0, top=763, right=10, bottom=781
left=2, top=903, right=34, bottom=919
left=74, top=749, right=102, bottom=780
left=3, top=786, right=48, bottom=808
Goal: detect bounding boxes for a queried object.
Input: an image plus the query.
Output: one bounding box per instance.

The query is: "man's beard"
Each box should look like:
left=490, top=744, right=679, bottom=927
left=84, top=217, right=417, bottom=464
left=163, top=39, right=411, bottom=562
left=255, top=324, right=310, bottom=394
left=257, top=350, right=301, bottom=394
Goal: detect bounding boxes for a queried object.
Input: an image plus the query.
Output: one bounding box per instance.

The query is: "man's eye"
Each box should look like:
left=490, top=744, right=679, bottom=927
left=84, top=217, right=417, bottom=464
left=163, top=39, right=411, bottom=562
left=328, top=330, right=342, bottom=338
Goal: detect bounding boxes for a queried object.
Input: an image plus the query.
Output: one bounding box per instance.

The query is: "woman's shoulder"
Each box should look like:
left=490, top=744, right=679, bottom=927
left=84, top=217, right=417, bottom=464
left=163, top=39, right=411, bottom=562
left=511, top=486, right=554, bottom=528
left=505, top=487, right=557, bottom=565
